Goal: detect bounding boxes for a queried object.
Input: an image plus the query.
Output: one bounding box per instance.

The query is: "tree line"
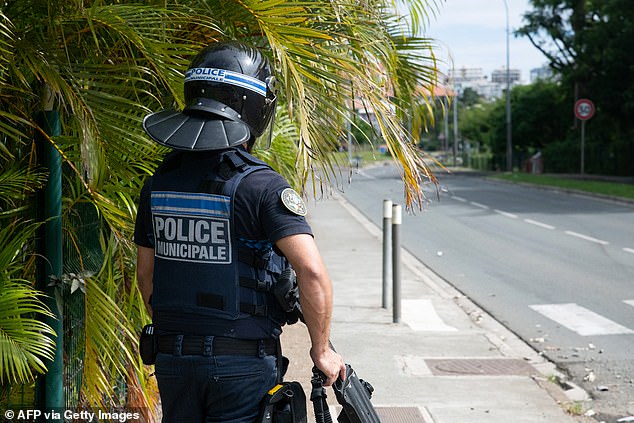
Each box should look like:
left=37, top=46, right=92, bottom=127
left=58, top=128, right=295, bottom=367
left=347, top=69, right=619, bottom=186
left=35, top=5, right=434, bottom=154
left=430, top=0, right=634, bottom=176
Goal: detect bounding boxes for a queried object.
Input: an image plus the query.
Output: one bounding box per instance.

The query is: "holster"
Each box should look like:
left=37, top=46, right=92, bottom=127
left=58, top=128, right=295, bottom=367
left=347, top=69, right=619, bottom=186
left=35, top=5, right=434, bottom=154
left=139, top=324, right=157, bottom=365
left=273, top=268, right=302, bottom=325
left=258, top=381, right=307, bottom=423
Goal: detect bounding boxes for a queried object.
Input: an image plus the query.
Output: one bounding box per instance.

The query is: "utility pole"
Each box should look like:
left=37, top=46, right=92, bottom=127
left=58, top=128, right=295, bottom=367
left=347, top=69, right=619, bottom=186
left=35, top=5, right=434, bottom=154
left=453, top=90, right=458, bottom=166
left=504, top=0, right=513, bottom=172
left=443, top=96, right=449, bottom=152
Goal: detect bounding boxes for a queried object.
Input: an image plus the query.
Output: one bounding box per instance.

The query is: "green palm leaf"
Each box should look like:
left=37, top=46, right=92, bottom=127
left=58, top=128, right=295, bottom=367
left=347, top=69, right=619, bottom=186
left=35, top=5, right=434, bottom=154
left=0, top=220, right=56, bottom=385
left=1, top=0, right=442, bottom=415
left=0, top=282, right=56, bottom=385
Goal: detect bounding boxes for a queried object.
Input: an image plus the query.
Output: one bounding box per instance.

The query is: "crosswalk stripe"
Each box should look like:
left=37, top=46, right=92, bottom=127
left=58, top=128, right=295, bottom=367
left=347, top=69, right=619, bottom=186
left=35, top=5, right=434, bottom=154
left=402, top=299, right=457, bottom=332
left=624, top=300, right=634, bottom=308
left=529, top=303, right=633, bottom=336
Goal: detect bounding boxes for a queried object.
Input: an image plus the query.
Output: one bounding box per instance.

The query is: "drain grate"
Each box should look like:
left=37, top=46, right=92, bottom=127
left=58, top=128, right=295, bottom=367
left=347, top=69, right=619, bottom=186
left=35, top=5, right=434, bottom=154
left=375, top=407, right=428, bottom=423
left=329, top=406, right=430, bottom=423
left=424, top=358, right=536, bottom=376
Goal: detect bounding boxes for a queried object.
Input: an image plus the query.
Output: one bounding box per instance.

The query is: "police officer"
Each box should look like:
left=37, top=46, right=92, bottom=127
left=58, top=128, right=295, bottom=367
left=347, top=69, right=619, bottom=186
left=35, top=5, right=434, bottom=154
left=134, top=41, right=345, bottom=422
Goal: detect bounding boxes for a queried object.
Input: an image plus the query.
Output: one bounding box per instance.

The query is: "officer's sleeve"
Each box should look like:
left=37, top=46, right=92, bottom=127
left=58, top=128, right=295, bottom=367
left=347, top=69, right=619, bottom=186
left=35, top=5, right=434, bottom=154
left=133, top=178, right=155, bottom=248
left=258, top=172, right=313, bottom=244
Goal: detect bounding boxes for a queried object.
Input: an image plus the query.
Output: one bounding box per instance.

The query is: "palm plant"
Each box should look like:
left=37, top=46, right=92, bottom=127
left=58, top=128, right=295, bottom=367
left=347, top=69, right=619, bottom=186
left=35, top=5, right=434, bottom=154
left=0, top=0, right=440, bottom=417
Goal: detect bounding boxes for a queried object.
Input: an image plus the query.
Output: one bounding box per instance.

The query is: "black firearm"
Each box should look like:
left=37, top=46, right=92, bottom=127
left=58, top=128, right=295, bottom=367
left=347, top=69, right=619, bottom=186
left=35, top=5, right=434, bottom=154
left=311, top=363, right=381, bottom=423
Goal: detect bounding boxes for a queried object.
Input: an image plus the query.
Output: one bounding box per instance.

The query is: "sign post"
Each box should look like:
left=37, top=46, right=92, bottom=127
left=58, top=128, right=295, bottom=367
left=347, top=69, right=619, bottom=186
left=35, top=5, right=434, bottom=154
left=574, top=99, right=595, bottom=175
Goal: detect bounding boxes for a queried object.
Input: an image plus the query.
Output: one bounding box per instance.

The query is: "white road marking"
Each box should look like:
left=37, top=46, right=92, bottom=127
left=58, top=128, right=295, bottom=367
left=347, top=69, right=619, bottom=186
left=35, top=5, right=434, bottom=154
left=395, top=355, right=433, bottom=376
left=402, top=299, right=457, bottom=332
left=494, top=209, right=518, bottom=219
left=470, top=201, right=489, bottom=209
left=524, top=219, right=556, bottom=230
left=530, top=303, right=633, bottom=336
left=624, top=300, right=634, bottom=308
left=446, top=198, right=630, bottom=252
left=355, top=169, right=375, bottom=179
left=564, top=231, right=609, bottom=246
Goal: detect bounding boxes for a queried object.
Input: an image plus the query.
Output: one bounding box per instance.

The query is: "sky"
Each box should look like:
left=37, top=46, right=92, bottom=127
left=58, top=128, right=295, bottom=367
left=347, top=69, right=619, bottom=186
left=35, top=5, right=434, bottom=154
left=422, top=0, right=548, bottom=83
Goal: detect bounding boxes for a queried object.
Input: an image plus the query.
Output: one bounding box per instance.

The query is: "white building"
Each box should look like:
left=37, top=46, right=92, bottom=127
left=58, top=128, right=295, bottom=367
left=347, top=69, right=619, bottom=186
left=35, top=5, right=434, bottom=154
left=446, top=67, right=521, bottom=100
left=529, top=65, right=556, bottom=83
left=491, top=67, right=521, bottom=85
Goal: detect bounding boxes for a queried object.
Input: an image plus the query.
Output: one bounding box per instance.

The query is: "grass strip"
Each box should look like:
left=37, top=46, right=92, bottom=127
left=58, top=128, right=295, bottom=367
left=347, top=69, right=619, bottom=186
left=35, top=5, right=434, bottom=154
left=492, top=173, right=634, bottom=200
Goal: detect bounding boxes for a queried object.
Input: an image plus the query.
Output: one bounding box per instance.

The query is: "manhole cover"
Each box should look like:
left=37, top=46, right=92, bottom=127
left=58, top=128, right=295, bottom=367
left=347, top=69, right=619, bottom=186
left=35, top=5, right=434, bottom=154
left=424, top=358, right=536, bottom=376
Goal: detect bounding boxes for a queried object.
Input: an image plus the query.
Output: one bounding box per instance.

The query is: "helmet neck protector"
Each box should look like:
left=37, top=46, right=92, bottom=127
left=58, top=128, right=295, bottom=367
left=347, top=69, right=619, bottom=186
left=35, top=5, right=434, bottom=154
left=143, top=41, right=277, bottom=151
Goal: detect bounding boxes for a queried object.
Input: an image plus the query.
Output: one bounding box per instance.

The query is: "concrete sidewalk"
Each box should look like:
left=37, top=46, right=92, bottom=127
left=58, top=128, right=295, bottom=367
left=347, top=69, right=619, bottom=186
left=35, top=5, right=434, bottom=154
left=280, top=193, right=593, bottom=423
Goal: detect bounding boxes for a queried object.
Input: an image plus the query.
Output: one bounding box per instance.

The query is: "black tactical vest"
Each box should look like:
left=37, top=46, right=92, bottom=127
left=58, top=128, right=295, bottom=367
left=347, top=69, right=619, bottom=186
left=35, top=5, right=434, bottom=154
left=149, top=149, right=288, bottom=338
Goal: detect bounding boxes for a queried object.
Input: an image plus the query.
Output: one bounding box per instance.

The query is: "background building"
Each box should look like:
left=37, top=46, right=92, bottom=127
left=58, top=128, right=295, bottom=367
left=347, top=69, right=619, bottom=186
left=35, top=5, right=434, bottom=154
left=446, top=66, right=521, bottom=100
left=491, top=67, right=521, bottom=85
left=529, top=64, right=556, bottom=82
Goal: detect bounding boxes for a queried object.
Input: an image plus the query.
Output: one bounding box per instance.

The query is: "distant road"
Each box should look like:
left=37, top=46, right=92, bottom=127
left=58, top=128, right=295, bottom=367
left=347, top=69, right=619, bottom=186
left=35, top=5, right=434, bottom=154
left=342, top=164, right=634, bottom=421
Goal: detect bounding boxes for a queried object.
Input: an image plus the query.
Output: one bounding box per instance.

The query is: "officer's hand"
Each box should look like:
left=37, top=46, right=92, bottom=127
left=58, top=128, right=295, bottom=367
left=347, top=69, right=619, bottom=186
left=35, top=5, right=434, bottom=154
left=310, top=347, right=346, bottom=387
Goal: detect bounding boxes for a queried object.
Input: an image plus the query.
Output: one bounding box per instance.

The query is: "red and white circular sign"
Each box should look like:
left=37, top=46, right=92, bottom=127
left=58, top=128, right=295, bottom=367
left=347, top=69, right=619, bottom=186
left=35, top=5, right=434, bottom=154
left=574, top=99, right=595, bottom=121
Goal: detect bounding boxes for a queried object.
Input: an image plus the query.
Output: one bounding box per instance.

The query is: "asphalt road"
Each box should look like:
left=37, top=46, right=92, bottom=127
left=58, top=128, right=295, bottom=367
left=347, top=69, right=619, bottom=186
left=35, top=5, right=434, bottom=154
left=341, top=163, right=634, bottom=421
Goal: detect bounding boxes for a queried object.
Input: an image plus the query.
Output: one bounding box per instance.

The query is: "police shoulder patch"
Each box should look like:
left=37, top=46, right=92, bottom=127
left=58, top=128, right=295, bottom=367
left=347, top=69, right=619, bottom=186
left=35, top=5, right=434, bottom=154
left=281, top=188, right=307, bottom=216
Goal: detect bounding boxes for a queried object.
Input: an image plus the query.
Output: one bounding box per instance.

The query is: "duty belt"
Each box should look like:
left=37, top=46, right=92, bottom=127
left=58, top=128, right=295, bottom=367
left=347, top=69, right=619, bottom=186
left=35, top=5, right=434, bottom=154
left=157, top=335, right=277, bottom=357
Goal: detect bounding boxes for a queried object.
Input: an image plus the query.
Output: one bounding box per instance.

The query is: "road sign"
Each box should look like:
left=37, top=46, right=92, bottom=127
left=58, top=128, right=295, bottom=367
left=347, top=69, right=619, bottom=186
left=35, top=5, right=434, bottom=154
left=574, top=99, right=594, bottom=174
left=575, top=98, right=595, bottom=121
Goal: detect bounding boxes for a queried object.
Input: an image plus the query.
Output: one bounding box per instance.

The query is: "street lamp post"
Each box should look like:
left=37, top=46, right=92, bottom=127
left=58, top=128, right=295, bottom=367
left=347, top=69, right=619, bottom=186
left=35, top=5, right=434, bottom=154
left=503, top=0, right=513, bottom=172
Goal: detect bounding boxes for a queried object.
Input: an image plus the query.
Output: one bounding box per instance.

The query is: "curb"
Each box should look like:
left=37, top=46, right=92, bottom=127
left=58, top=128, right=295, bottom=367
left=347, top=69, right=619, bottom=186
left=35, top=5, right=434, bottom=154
left=333, top=191, right=594, bottom=416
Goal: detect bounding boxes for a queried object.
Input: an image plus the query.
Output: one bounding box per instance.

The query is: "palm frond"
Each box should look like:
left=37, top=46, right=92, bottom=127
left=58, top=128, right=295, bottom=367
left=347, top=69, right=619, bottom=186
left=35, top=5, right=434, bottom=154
left=1, top=0, right=443, bottom=413
left=0, top=160, right=47, bottom=216
left=253, top=107, right=302, bottom=189
left=82, top=271, right=139, bottom=409
left=0, top=279, right=56, bottom=385
left=230, top=0, right=440, bottom=208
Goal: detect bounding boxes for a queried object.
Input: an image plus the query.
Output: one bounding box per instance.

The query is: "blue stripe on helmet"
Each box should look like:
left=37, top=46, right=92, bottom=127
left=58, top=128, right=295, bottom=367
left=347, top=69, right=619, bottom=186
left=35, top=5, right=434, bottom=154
left=185, top=67, right=267, bottom=97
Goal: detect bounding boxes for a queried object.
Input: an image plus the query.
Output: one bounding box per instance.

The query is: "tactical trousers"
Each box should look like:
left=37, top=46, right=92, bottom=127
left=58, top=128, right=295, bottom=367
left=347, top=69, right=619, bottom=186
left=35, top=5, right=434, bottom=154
left=155, top=352, right=277, bottom=422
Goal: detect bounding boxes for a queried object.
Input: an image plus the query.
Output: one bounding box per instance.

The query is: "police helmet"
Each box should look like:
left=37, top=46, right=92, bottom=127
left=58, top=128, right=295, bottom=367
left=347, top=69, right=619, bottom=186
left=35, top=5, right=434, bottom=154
left=143, top=41, right=277, bottom=151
